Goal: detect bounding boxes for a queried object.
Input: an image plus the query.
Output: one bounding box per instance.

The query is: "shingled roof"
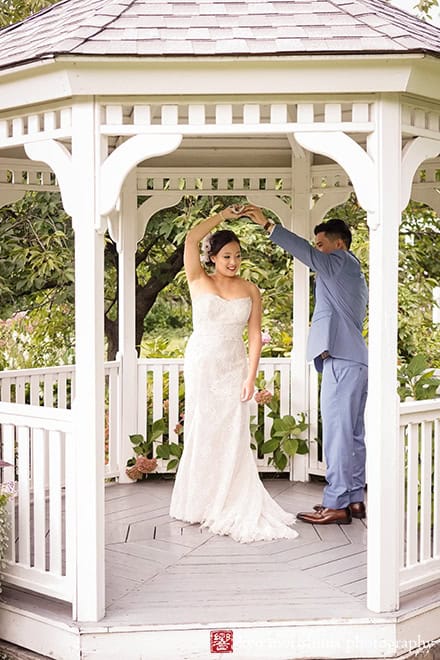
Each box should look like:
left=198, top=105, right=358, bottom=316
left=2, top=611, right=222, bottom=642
left=0, top=0, right=440, bottom=71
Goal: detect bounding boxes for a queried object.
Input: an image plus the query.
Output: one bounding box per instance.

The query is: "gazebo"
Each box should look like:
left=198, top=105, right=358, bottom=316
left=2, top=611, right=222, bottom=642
left=0, top=0, right=440, bottom=658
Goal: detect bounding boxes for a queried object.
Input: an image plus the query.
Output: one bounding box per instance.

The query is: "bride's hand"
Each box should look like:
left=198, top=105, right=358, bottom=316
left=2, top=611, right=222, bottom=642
left=240, top=379, right=255, bottom=402
left=222, top=205, right=247, bottom=221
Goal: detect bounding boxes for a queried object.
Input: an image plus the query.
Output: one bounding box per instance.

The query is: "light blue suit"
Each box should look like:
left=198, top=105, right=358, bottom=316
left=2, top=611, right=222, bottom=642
left=271, top=225, right=368, bottom=509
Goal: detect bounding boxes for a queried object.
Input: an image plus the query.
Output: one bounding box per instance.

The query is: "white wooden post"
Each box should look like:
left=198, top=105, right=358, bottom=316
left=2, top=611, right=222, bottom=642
left=290, top=148, right=311, bottom=482
left=116, top=171, right=139, bottom=482
left=247, top=185, right=311, bottom=481
left=293, top=124, right=401, bottom=611
left=71, top=100, right=106, bottom=622
left=366, top=95, right=401, bottom=612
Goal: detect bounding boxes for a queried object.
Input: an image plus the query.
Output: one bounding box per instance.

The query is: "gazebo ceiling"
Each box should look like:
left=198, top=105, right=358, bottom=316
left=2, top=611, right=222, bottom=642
left=0, top=0, right=440, bottom=71
left=0, top=135, right=338, bottom=169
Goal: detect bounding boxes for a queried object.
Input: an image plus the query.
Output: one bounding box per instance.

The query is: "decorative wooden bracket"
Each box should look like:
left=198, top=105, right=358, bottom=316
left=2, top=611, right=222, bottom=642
left=24, top=140, right=74, bottom=215
left=294, top=131, right=376, bottom=215
left=100, top=134, right=183, bottom=217
left=401, top=136, right=440, bottom=211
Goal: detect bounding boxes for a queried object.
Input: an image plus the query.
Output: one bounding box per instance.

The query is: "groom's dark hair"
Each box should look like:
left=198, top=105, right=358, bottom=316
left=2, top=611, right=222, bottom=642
left=314, top=219, right=352, bottom=250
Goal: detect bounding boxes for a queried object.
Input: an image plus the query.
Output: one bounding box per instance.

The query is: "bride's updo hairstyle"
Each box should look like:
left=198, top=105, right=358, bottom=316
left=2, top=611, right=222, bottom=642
left=201, top=229, right=241, bottom=268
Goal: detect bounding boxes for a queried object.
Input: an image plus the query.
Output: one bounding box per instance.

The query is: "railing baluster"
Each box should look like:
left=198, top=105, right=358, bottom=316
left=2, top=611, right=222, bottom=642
left=17, top=426, right=31, bottom=565
left=434, top=419, right=440, bottom=558
left=2, top=423, right=16, bottom=562
left=49, top=430, right=63, bottom=575
left=168, top=363, right=180, bottom=450
left=420, top=420, right=433, bottom=561
left=105, top=364, right=119, bottom=477
left=406, top=422, right=419, bottom=567
left=32, top=428, right=47, bottom=571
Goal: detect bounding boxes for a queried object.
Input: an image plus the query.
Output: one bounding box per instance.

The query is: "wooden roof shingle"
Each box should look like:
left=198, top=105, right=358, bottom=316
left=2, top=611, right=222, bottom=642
left=0, top=0, right=439, bottom=71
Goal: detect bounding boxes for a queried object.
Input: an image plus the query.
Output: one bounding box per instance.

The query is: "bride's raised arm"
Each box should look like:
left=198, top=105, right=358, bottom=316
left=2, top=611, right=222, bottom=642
left=184, top=206, right=240, bottom=283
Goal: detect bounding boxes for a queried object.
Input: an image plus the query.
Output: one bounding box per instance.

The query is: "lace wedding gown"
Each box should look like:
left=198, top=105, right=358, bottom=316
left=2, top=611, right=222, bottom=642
left=169, top=293, right=298, bottom=543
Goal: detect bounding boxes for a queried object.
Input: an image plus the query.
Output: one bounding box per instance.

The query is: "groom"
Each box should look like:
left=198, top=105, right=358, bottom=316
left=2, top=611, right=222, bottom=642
left=246, top=206, right=368, bottom=525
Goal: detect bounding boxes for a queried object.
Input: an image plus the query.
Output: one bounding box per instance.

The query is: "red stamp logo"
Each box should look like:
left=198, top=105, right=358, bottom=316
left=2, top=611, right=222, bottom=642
left=210, top=629, right=233, bottom=653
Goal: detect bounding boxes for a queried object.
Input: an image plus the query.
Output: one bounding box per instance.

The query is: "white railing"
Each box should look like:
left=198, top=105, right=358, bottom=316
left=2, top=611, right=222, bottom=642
left=0, top=358, right=298, bottom=478
left=0, top=401, right=74, bottom=603
left=399, top=398, right=440, bottom=594
left=0, top=362, right=121, bottom=479
left=1, top=362, right=440, bottom=606
left=137, top=357, right=295, bottom=473
left=307, top=366, right=325, bottom=476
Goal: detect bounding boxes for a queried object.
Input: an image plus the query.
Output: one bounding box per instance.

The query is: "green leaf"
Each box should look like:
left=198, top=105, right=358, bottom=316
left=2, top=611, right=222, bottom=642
left=129, top=434, right=144, bottom=446
left=273, top=450, right=287, bottom=471
left=407, top=354, right=428, bottom=378
left=279, top=415, right=297, bottom=429
left=156, top=445, right=170, bottom=460
left=296, top=440, right=309, bottom=455
left=167, top=459, right=179, bottom=471
left=272, top=417, right=288, bottom=432
left=255, top=429, right=264, bottom=445
left=150, top=418, right=166, bottom=441
left=283, top=437, right=299, bottom=456
left=261, top=438, right=280, bottom=453
left=152, top=418, right=167, bottom=434
left=267, top=399, right=279, bottom=413
left=169, top=443, right=183, bottom=458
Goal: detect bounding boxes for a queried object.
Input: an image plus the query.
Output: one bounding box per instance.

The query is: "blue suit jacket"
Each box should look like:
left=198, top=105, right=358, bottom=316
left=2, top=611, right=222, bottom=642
left=271, top=224, right=368, bottom=372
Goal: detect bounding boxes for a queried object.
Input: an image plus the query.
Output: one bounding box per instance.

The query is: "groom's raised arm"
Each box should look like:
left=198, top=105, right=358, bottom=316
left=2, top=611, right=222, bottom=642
left=243, top=203, right=345, bottom=276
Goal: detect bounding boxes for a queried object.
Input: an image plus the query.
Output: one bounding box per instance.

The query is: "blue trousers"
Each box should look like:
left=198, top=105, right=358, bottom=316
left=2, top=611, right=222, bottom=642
left=320, top=357, right=368, bottom=509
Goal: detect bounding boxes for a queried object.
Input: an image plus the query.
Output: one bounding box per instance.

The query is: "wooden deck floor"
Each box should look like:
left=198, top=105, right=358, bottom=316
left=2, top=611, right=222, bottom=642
left=2, top=478, right=440, bottom=659
left=103, top=478, right=370, bottom=626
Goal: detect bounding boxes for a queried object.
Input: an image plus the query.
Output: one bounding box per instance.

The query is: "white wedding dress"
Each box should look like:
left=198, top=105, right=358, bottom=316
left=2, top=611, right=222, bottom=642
left=169, top=293, right=298, bottom=543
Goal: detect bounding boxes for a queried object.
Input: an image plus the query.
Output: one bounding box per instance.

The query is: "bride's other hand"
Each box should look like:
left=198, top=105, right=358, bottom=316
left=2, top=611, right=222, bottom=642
left=240, top=379, right=255, bottom=402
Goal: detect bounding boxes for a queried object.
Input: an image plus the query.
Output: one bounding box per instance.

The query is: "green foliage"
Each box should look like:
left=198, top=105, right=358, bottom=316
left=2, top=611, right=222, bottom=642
left=0, top=0, right=58, bottom=27
left=397, top=354, right=440, bottom=401
left=126, top=369, right=186, bottom=472
left=155, top=439, right=183, bottom=472
left=325, top=196, right=440, bottom=369
left=414, top=0, right=439, bottom=21
left=126, top=421, right=183, bottom=473
left=0, top=192, right=75, bottom=368
left=251, top=373, right=309, bottom=471
left=126, top=423, right=165, bottom=464
left=2, top=188, right=440, bottom=374
left=0, top=192, right=74, bottom=313
left=397, top=204, right=440, bottom=366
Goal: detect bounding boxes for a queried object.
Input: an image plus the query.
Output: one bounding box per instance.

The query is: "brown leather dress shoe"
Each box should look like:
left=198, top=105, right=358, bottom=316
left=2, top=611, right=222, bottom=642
left=313, top=502, right=366, bottom=519
left=297, top=507, right=352, bottom=525
left=349, top=502, right=366, bottom=519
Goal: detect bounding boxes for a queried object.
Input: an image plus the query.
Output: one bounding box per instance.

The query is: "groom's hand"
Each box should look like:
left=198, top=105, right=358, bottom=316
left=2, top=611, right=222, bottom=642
left=242, top=205, right=268, bottom=228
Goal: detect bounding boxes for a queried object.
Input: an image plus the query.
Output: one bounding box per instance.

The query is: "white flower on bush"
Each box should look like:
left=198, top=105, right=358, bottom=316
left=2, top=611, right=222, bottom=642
left=261, top=329, right=271, bottom=345
left=0, top=481, right=16, bottom=497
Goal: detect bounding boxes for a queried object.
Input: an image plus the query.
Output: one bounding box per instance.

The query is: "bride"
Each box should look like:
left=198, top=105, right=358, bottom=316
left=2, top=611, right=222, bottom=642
left=169, top=205, right=298, bottom=543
